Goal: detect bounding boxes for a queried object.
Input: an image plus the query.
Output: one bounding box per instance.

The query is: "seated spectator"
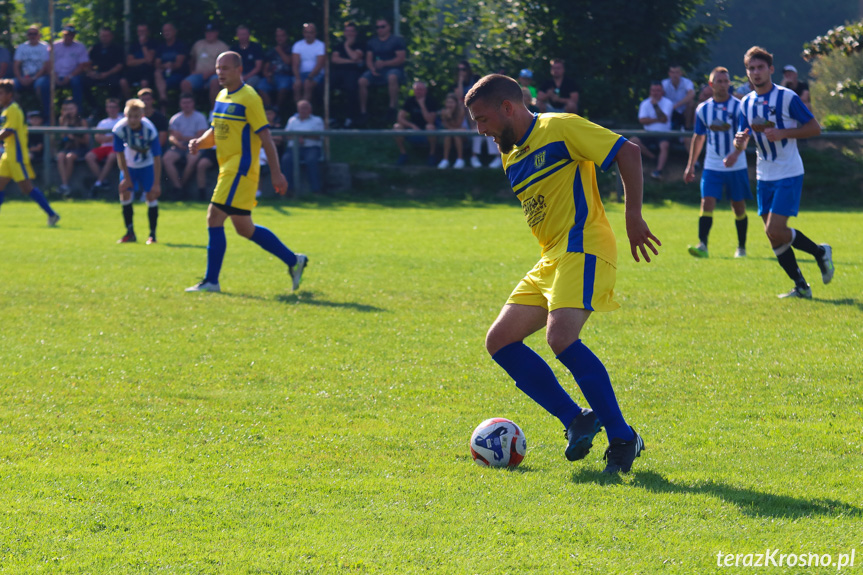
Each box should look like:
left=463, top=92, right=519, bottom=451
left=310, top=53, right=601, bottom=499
left=358, top=17, right=406, bottom=126
left=121, top=23, right=158, bottom=98
left=163, top=93, right=208, bottom=197
left=537, top=59, right=579, bottom=113
left=517, top=68, right=536, bottom=101
left=628, top=81, right=674, bottom=181
left=0, top=44, right=10, bottom=78
left=13, top=26, right=51, bottom=117
left=85, top=97, right=124, bottom=193
left=697, top=83, right=713, bottom=105
left=46, top=26, right=89, bottom=119
left=330, top=21, right=365, bottom=127
left=437, top=93, right=465, bottom=169
left=281, top=100, right=324, bottom=193
left=259, top=27, right=293, bottom=111
left=136, top=88, right=169, bottom=149
left=522, top=87, right=539, bottom=113
left=292, top=23, right=325, bottom=105
left=231, top=25, right=264, bottom=91
left=84, top=27, right=124, bottom=114
left=781, top=65, right=811, bottom=110
left=392, top=80, right=438, bottom=166
left=54, top=99, right=89, bottom=196
left=27, top=110, right=44, bottom=163
left=182, top=23, right=229, bottom=108
left=734, top=79, right=753, bottom=99
left=662, top=64, right=695, bottom=130
left=153, top=22, right=188, bottom=112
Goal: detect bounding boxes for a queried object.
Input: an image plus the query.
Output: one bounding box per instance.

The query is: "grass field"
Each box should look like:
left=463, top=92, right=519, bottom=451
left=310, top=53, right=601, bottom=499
left=1, top=196, right=862, bottom=574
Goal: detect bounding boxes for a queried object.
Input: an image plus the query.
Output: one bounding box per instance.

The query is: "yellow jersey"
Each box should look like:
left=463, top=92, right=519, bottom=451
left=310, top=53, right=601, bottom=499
left=211, top=83, right=269, bottom=179
left=503, top=113, right=624, bottom=266
left=0, top=102, right=29, bottom=165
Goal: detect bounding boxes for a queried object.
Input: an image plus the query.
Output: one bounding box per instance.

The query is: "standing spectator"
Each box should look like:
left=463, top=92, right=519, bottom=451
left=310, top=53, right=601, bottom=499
left=259, top=27, right=293, bottom=111
left=54, top=98, right=89, bottom=196
left=46, top=26, right=89, bottom=119
left=628, top=81, right=673, bottom=180
left=357, top=17, right=406, bottom=126
left=281, top=99, right=324, bottom=193
left=517, top=68, right=536, bottom=101
left=84, top=97, right=124, bottom=194
left=121, top=23, right=158, bottom=98
left=330, top=21, right=365, bottom=127
left=84, top=27, right=125, bottom=115
left=163, top=92, right=208, bottom=197
left=291, top=23, right=325, bottom=105
left=231, top=25, right=264, bottom=90
left=27, top=110, right=44, bottom=164
left=781, top=65, right=811, bottom=110
left=13, top=26, right=51, bottom=117
left=537, top=59, right=579, bottom=114
left=137, top=88, right=169, bottom=149
left=393, top=80, right=438, bottom=166
left=153, top=22, right=188, bottom=111
left=182, top=23, right=230, bottom=108
left=437, top=93, right=466, bottom=169
left=661, top=64, right=695, bottom=130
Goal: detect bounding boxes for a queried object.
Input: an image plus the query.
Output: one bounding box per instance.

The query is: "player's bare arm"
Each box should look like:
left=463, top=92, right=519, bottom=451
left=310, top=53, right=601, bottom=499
left=684, top=133, right=706, bottom=183
left=150, top=156, right=162, bottom=199
left=258, top=128, right=288, bottom=195
left=615, top=140, right=661, bottom=262
left=116, top=153, right=132, bottom=194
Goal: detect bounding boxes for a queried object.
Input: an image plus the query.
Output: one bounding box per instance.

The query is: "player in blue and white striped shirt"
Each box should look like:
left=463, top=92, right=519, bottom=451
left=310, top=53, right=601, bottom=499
left=684, top=67, right=751, bottom=258
left=734, top=46, right=834, bottom=299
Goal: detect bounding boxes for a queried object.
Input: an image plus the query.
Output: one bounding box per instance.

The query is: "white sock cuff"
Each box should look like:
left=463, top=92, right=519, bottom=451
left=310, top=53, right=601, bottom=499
left=790, top=228, right=797, bottom=243
left=773, top=241, right=792, bottom=256
left=147, top=200, right=158, bottom=207
left=120, top=198, right=133, bottom=206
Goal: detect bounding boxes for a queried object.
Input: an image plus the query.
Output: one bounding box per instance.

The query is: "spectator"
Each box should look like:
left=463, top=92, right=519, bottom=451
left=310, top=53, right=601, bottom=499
left=54, top=98, right=89, bottom=196
left=697, top=83, right=713, bottom=105
left=781, top=65, right=811, bottom=110
left=231, top=25, right=264, bottom=90
left=84, top=27, right=124, bottom=114
left=330, top=21, right=365, bottom=127
left=163, top=92, right=208, bottom=197
left=0, top=44, right=10, bottom=78
left=153, top=22, right=188, bottom=111
left=13, top=26, right=51, bottom=117
left=258, top=106, right=284, bottom=197
left=121, top=23, right=158, bottom=98
left=522, top=87, right=539, bottom=113
left=517, top=68, right=536, bottom=101
left=137, top=88, right=169, bottom=148
left=291, top=23, right=325, bottom=105
left=629, top=81, right=673, bottom=181
left=281, top=99, right=324, bottom=193
left=393, top=80, right=438, bottom=166
left=46, top=25, right=89, bottom=119
left=358, top=17, right=406, bottom=126
left=27, top=110, right=44, bottom=163
left=85, top=97, right=124, bottom=194
left=661, top=64, right=695, bottom=130
left=437, top=93, right=466, bottom=169
left=536, top=59, right=579, bottom=113
left=259, top=27, right=293, bottom=111
left=182, top=23, right=230, bottom=108
left=734, top=79, right=753, bottom=99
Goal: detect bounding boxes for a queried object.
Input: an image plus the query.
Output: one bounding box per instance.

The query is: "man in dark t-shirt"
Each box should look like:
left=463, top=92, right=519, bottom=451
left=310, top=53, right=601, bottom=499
left=154, top=22, right=188, bottom=110
left=331, top=21, right=366, bottom=126
left=121, top=23, right=158, bottom=98
left=781, top=65, right=811, bottom=110
left=230, top=25, right=264, bottom=90
left=537, top=58, right=579, bottom=114
left=358, top=18, right=406, bottom=124
left=392, top=80, right=439, bottom=165
left=137, top=88, right=169, bottom=148
left=85, top=27, right=124, bottom=111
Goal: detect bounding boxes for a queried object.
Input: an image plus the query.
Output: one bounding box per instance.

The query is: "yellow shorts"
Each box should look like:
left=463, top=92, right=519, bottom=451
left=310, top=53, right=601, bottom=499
left=211, top=169, right=259, bottom=211
left=507, top=251, right=620, bottom=312
left=0, top=153, right=35, bottom=183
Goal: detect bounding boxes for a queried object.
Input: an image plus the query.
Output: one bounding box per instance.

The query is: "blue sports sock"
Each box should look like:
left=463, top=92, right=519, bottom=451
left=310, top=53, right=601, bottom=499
left=492, top=341, right=582, bottom=428
left=0, top=191, right=5, bottom=206
left=556, top=339, right=634, bottom=441
left=250, top=225, right=297, bottom=267
left=29, top=187, right=56, bottom=217
left=205, top=226, right=227, bottom=284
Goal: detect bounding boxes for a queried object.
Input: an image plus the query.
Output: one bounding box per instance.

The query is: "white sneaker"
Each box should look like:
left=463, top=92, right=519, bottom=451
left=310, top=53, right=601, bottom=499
left=185, top=280, right=221, bottom=292
left=290, top=254, right=309, bottom=291
left=488, top=156, right=503, bottom=169
left=453, top=158, right=465, bottom=169
left=817, top=244, right=834, bottom=284
left=470, top=156, right=482, bottom=168
left=437, top=158, right=450, bottom=169
left=734, top=247, right=747, bottom=258
left=47, top=213, right=61, bottom=227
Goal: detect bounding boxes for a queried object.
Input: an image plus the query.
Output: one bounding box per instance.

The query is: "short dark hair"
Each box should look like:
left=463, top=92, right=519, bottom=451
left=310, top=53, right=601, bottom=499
left=464, top=74, right=523, bottom=108
left=744, top=46, right=773, bottom=68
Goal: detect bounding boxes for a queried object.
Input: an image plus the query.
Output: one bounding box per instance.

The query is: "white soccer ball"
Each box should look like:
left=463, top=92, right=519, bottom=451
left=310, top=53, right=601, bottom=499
left=469, top=417, right=527, bottom=468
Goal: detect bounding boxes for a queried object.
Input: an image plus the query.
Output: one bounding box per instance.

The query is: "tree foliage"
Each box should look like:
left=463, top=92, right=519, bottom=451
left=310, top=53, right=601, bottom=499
left=805, top=22, right=863, bottom=109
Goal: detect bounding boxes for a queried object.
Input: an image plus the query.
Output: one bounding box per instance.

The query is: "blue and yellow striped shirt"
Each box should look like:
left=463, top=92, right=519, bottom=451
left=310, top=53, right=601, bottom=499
left=212, top=83, right=269, bottom=178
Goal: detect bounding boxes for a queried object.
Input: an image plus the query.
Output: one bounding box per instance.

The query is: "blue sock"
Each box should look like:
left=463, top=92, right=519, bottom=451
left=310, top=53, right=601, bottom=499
left=556, top=339, right=634, bottom=441
left=0, top=191, right=5, bottom=207
left=250, top=225, right=297, bottom=267
left=30, top=187, right=56, bottom=217
left=492, top=342, right=582, bottom=428
left=205, top=227, right=226, bottom=284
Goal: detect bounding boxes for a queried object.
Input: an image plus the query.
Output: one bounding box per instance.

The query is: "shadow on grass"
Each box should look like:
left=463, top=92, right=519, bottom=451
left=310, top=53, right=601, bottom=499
left=812, top=297, right=863, bottom=310
left=163, top=243, right=207, bottom=249
left=276, top=291, right=386, bottom=312
left=571, top=469, right=861, bottom=518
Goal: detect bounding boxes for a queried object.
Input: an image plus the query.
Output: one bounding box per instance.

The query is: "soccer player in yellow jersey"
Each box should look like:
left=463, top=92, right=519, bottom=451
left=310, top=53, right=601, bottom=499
left=0, top=79, right=60, bottom=226
left=185, top=52, right=308, bottom=293
left=465, top=75, right=661, bottom=474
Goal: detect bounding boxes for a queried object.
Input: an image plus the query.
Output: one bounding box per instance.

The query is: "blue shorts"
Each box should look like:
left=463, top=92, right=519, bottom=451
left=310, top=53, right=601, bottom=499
left=258, top=73, right=293, bottom=93
left=757, top=175, right=803, bottom=217
left=120, top=165, right=155, bottom=193
left=161, top=70, right=184, bottom=88
left=701, top=169, right=752, bottom=202
left=183, top=73, right=217, bottom=90
left=298, top=70, right=325, bottom=84
left=360, top=67, right=406, bottom=86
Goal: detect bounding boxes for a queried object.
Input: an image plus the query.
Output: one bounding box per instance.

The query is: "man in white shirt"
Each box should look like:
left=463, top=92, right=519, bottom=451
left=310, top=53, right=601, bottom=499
left=85, top=98, right=124, bottom=194
left=662, top=65, right=695, bottom=130
left=281, top=100, right=323, bottom=193
left=629, top=82, right=674, bottom=180
left=13, top=26, right=51, bottom=117
left=292, top=23, right=325, bottom=104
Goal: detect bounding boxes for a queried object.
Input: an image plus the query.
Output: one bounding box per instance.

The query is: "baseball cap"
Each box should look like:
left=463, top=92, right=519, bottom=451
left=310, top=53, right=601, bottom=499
left=783, top=65, right=798, bottom=73
left=26, top=110, right=42, bottom=118
left=519, top=68, right=533, bottom=79
left=62, top=25, right=76, bottom=34
left=205, top=22, right=218, bottom=32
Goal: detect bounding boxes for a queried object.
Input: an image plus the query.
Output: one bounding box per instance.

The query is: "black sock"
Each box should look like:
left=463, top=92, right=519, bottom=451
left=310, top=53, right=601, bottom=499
left=122, top=203, right=134, bottom=234
left=735, top=215, right=748, bottom=248
left=148, top=205, right=159, bottom=238
left=791, top=229, right=824, bottom=259
left=776, top=247, right=807, bottom=287
left=698, top=215, right=713, bottom=245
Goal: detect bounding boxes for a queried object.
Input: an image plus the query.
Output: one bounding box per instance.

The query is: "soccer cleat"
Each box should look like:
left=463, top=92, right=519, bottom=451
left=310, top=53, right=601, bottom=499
left=602, top=427, right=644, bottom=474
left=185, top=280, right=221, bottom=292
left=688, top=243, right=708, bottom=258
left=817, top=244, right=834, bottom=284
left=488, top=156, right=503, bottom=169
left=453, top=158, right=465, bottom=169
left=778, top=285, right=812, bottom=299
left=47, top=214, right=61, bottom=227
left=564, top=408, right=603, bottom=462
left=470, top=156, right=482, bottom=168
left=117, top=233, right=137, bottom=243
left=146, top=236, right=157, bottom=245
left=290, top=254, right=309, bottom=291
left=437, top=158, right=450, bottom=169
left=734, top=247, right=747, bottom=258
left=650, top=170, right=663, bottom=180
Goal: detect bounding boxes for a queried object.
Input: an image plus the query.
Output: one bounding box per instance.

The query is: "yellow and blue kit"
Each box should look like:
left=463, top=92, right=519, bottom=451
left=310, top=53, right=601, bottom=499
left=0, top=102, right=35, bottom=182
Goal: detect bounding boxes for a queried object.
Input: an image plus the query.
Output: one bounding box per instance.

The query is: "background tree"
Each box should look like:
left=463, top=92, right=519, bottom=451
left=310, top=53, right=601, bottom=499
left=804, top=22, right=863, bottom=120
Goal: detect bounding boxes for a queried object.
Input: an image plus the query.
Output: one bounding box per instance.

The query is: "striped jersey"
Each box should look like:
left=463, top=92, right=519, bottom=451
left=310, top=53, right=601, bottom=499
left=693, top=96, right=747, bottom=172
left=112, top=116, right=161, bottom=169
left=738, top=84, right=814, bottom=181
left=0, top=102, right=29, bottom=166
left=211, top=83, right=268, bottom=179
left=502, top=113, right=624, bottom=265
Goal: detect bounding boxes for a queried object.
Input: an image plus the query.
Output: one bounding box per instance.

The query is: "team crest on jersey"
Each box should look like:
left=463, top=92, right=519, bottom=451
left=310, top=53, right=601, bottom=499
left=534, top=151, right=546, bottom=170
left=227, top=105, right=237, bottom=114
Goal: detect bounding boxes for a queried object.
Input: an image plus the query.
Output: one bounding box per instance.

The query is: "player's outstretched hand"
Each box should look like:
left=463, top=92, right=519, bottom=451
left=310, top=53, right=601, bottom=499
left=734, top=128, right=750, bottom=151
left=272, top=172, right=289, bottom=196
left=762, top=127, right=783, bottom=142
left=626, top=214, right=661, bottom=263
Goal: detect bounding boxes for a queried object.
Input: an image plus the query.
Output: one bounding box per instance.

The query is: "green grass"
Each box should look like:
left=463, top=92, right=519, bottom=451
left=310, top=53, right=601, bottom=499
left=1, top=197, right=862, bottom=574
